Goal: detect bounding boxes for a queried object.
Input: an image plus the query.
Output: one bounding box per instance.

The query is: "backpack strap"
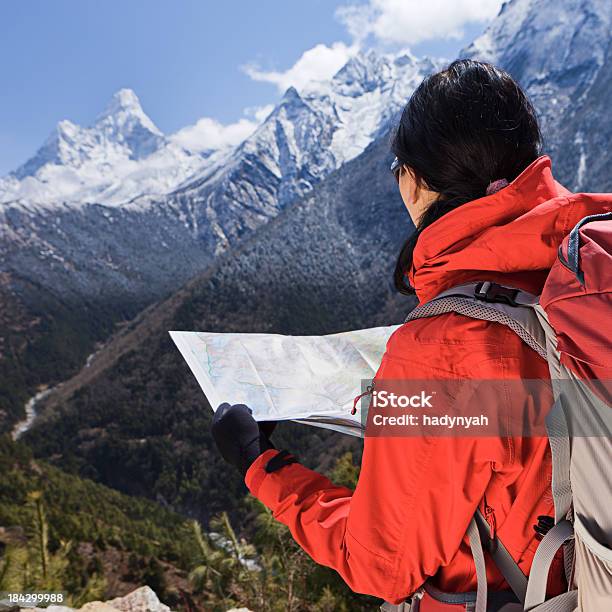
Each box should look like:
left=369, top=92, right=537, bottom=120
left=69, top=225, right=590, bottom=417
left=405, top=282, right=547, bottom=360
left=467, top=517, right=488, bottom=612
left=474, top=510, right=528, bottom=602
left=544, top=400, right=573, bottom=523
left=523, top=520, right=574, bottom=611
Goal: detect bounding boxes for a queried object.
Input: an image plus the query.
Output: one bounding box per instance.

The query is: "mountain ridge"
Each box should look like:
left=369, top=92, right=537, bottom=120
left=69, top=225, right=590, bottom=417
left=462, top=0, right=612, bottom=191
left=1, top=51, right=441, bottom=208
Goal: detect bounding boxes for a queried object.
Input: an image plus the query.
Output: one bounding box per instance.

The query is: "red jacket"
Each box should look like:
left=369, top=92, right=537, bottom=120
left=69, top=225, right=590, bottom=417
left=245, top=156, right=602, bottom=604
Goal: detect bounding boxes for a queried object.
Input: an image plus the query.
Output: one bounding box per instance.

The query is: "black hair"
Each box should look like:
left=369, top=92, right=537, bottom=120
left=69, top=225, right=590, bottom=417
left=392, top=59, right=542, bottom=295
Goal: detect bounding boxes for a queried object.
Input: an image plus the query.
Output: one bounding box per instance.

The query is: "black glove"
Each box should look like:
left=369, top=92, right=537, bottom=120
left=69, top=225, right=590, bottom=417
left=211, top=403, right=275, bottom=475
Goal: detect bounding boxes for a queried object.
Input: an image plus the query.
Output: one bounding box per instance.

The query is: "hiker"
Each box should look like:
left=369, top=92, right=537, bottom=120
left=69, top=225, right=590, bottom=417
left=211, top=60, right=611, bottom=610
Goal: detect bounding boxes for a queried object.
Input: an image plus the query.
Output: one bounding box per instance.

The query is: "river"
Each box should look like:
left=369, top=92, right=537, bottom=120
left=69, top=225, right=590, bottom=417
left=11, top=387, right=53, bottom=440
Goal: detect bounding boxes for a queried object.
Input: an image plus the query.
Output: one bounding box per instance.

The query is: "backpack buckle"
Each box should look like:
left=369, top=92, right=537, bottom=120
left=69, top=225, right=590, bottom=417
left=533, top=515, right=555, bottom=540
left=474, top=281, right=519, bottom=307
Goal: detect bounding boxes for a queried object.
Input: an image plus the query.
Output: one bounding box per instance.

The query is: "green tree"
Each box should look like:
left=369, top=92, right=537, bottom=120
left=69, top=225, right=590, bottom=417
left=0, top=491, right=106, bottom=605
left=330, top=452, right=360, bottom=489
left=185, top=452, right=376, bottom=611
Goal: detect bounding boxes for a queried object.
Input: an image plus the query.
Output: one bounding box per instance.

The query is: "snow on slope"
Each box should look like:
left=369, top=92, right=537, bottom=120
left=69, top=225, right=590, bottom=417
left=0, top=89, right=232, bottom=207
left=303, top=49, right=440, bottom=167
left=462, top=0, right=612, bottom=192
left=0, top=51, right=442, bottom=209
left=462, top=0, right=612, bottom=155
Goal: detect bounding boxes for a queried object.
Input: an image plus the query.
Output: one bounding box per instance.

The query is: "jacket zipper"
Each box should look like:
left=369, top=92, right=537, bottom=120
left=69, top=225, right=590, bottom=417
left=351, top=380, right=375, bottom=415
left=483, top=494, right=497, bottom=540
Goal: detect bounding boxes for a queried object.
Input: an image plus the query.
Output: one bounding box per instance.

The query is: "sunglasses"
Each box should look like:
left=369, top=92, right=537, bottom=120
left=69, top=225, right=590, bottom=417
left=390, top=157, right=402, bottom=183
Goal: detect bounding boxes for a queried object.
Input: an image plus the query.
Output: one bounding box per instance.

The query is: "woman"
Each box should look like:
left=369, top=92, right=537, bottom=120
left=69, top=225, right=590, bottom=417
left=211, top=60, right=591, bottom=609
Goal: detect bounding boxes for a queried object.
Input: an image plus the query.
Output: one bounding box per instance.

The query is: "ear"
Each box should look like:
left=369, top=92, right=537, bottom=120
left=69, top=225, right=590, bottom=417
left=404, top=166, right=420, bottom=204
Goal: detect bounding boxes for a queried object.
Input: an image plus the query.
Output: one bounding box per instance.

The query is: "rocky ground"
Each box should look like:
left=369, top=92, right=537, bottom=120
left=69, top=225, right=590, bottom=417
left=13, top=587, right=255, bottom=612
left=17, top=586, right=232, bottom=612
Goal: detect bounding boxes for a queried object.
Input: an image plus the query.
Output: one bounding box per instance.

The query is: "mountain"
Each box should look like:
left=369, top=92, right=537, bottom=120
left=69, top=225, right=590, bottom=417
left=1, top=53, right=440, bottom=209
left=20, top=0, right=612, bottom=522
left=22, top=133, right=405, bottom=522
left=462, top=0, right=612, bottom=191
left=0, top=89, right=221, bottom=206
left=0, top=51, right=441, bottom=433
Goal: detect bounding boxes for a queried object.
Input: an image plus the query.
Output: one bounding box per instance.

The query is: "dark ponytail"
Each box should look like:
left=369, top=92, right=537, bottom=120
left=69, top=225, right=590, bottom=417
left=392, top=59, right=542, bottom=295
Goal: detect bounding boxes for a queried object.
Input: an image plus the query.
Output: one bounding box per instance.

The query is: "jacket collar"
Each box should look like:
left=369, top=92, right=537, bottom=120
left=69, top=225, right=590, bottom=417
left=408, top=156, right=575, bottom=303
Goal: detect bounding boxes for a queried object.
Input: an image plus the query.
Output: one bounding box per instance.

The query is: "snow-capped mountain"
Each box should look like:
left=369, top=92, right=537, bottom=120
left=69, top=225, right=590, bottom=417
left=463, top=0, right=612, bottom=191
left=0, top=49, right=441, bottom=298
left=0, top=52, right=440, bottom=209
left=239, top=49, right=442, bottom=192
left=0, top=89, right=228, bottom=206
left=136, top=50, right=442, bottom=255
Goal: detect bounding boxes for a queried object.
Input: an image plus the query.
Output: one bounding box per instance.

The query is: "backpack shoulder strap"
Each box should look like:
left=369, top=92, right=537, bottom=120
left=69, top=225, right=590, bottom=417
left=474, top=509, right=528, bottom=603
left=405, top=281, right=547, bottom=360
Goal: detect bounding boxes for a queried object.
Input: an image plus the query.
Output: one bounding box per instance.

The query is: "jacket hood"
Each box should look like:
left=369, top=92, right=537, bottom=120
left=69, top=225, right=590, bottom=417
left=409, top=155, right=604, bottom=303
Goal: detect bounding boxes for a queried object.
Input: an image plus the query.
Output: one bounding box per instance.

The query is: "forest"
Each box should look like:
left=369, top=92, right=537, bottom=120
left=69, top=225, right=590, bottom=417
left=0, top=435, right=374, bottom=610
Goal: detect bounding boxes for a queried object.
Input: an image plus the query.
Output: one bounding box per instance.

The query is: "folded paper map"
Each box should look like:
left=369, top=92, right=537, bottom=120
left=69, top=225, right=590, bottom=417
left=169, top=326, right=400, bottom=437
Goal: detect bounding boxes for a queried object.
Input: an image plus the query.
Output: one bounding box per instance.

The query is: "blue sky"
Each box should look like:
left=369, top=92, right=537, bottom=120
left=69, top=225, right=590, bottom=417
left=0, top=0, right=501, bottom=175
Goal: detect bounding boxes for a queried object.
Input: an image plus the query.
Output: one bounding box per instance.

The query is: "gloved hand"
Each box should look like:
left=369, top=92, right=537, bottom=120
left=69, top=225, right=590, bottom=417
left=211, top=403, right=275, bottom=476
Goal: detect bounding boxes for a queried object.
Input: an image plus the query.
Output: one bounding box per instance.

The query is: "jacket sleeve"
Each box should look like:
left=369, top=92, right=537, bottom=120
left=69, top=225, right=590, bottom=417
left=245, top=325, right=508, bottom=604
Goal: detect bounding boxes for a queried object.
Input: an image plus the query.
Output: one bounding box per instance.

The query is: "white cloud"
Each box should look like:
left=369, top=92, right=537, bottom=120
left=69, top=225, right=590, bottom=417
left=242, top=42, right=358, bottom=93
left=242, top=1, right=502, bottom=94
left=244, top=104, right=275, bottom=123
left=171, top=117, right=257, bottom=152
left=230, top=0, right=503, bottom=145
left=336, top=0, right=503, bottom=46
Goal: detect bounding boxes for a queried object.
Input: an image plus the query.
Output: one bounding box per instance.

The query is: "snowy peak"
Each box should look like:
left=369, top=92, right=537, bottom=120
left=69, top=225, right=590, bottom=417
left=295, top=49, right=444, bottom=164
left=331, top=49, right=390, bottom=95
left=329, top=49, right=428, bottom=98
left=193, top=48, right=443, bottom=205
left=1, top=88, right=211, bottom=206
left=94, top=88, right=165, bottom=160
left=463, top=0, right=611, bottom=83
left=96, top=88, right=162, bottom=137
left=11, top=88, right=165, bottom=184
left=280, top=86, right=302, bottom=104
left=100, top=88, right=148, bottom=118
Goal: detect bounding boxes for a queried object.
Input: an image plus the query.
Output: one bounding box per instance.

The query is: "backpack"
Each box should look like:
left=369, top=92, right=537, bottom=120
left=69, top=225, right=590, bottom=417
left=384, top=211, right=612, bottom=612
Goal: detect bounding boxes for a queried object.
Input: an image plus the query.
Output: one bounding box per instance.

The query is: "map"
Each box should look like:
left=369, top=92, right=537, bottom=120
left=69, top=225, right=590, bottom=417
left=169, top=325, right=400, bottom=437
